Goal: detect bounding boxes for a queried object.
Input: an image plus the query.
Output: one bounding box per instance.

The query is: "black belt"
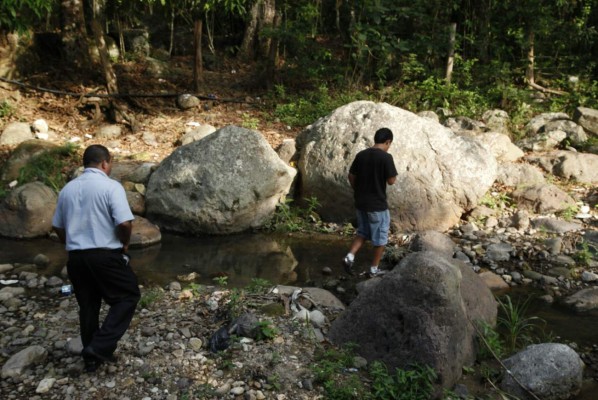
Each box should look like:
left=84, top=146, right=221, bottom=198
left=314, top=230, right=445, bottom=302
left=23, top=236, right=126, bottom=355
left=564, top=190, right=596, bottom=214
left=69, top=248, right=122, bottom=255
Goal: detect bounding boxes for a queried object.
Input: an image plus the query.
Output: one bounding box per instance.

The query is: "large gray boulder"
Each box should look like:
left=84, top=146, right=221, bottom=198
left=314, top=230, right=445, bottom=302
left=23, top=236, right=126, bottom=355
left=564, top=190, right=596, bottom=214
left=500, top=343, right=584, bottom=400
left=328, top=251, right=496, bottom=393
left=0, top=182, right=56, bottom=238
left=526, top=150, right=598, bottom=184
left=146, top=126, right=296, bottom=234
left=297, top=101, right=497, bottom=231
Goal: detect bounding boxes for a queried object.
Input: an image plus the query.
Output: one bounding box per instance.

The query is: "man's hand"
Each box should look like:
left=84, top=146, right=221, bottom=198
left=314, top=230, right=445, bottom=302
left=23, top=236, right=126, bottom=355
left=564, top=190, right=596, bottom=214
left=116, top=220, right=133, bottom=252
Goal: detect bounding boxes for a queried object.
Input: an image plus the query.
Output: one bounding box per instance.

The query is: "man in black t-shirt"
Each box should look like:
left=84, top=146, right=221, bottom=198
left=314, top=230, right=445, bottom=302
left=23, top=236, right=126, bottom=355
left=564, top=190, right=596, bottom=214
left=343, top=127, right=398, bottom=276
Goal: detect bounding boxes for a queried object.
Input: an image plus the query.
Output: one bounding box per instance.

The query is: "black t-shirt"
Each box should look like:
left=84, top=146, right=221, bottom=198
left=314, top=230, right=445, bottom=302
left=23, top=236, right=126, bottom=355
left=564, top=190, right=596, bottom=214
left=349, top=147, right=398, bottom=212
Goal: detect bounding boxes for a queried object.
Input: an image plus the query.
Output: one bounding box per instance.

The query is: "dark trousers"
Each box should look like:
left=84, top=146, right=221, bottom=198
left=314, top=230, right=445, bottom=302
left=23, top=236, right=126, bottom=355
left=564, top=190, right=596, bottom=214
left=67, top=249, right=140, bottom=357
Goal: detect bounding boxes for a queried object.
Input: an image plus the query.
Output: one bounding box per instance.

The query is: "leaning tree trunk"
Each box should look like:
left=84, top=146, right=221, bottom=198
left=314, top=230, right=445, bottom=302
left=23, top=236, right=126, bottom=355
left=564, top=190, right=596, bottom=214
left=193, top=19, right=203, bottom=92
left=445, top=22, right=456, bottom=84
left=61, top=0, right=90, bottom=69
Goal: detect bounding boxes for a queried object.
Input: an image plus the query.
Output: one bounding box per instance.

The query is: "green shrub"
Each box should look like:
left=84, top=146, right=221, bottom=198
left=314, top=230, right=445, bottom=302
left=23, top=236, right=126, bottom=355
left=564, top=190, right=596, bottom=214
left=369, top=361, right=437, bottom=400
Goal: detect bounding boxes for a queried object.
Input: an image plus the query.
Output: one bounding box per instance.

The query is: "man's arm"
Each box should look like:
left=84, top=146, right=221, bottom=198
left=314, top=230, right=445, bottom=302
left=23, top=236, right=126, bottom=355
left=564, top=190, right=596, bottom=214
left=52, top=226, right=66, bottom=244
left=348, top=173, right=356, bottom=190
left=116, top=220, right=133, bottom=252
left=387, top=176, right=396, bottom=185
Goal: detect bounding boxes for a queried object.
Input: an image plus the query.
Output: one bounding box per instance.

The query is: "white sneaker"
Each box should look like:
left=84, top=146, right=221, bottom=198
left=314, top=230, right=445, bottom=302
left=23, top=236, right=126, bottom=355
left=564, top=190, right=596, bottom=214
left=370, top=266, right=379, bottom=276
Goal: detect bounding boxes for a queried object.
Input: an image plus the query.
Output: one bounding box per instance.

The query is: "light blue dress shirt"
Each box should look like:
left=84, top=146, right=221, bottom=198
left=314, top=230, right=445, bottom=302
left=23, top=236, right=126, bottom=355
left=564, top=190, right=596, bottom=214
left=52, top=168, right=134, bottom=251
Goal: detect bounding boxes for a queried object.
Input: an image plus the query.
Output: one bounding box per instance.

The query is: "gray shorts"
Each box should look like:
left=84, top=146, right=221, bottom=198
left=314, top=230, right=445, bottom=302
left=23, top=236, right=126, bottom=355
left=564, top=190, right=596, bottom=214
left=356, top=209, right=390, bottom=246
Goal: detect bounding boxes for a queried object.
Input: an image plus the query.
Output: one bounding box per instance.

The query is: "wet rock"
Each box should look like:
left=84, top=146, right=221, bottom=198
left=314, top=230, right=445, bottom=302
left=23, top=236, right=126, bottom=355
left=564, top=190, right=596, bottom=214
left=478, top=271, right=509, bottom=290
left=500, top=343, right=583, bottom=400
left=130, top=216, right=161, bottom=248
left=563, top=287, right=598, bottom=312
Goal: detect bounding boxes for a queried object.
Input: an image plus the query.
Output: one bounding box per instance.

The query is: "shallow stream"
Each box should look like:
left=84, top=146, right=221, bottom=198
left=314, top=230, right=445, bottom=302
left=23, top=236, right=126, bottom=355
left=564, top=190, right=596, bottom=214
left=1, top=233, right=597, bottom=397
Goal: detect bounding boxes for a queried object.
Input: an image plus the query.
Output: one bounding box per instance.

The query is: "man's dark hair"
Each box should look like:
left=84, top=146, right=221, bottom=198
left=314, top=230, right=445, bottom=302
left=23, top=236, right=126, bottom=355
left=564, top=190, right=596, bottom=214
left=374, top=127, right=393, bottom=143
left=83, top=145, right=111, bottom=167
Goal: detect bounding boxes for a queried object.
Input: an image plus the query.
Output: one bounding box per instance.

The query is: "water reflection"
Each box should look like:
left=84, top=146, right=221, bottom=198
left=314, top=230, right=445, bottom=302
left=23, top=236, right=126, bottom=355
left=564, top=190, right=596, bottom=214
left=0, top=232, right=352, bottom=288
left=130, top=233, right=300, bottom=287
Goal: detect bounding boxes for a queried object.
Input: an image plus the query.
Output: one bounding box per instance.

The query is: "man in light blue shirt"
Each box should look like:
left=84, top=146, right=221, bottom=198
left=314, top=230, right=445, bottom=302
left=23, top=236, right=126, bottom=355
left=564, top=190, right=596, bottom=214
left=53, top=144, right=140, bottom=373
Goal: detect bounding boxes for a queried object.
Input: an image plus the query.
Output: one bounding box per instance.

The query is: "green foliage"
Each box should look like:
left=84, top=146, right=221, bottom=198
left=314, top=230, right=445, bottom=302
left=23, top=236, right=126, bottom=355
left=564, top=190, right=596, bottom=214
left=272, top=85, right=367, bottom=128
left=17, top=143, right=79, bottom=192
left=574, top=240, right=595, bottom=267
left=224, top=288, right=244, bottom=319
left=139, top=287, right=165, bottom=309
left=255, top=320, right=278, bottom=341
left=312, top=345, right=368, bottom=400
left=559, top=204, right=580, bottom=221
left=212, top=275, right=228, bottom=286
left=265, top=196, right=322, bottom=233
left=240, top=112, right=259, bottom=130
left=0, top=100, right=15, bottom=118
left=0, top=0, right=53, bottom=32
left=245, top=278, right=271, bottom=294
left=475, top=321, right=505, bottom=360
left=496, top=295, right=545, bottom=353
left=369, top=361, right=437, bottom=400
left=478, top=191, right=512, bottom=210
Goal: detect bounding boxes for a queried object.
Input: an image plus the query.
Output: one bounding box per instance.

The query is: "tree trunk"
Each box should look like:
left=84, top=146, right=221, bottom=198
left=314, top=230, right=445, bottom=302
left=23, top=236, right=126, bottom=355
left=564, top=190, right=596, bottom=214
left=445, top=22, right=456, bottom=84
left=525, top=30, right=535, bottom=85
left=193, top=19, right=203, bottom=92
left=239, top=0, right=260, bottom=60
left=239, top=0, right=276, bottom=61
left=91, top=20, right=118, bottom=94
left=91, top=19, right=137, bottom=131
left=264, top=11, right=282, bottom=89
left=258, top=0, right=276, bottom=58
left=60, top=0, right=90, bottom=68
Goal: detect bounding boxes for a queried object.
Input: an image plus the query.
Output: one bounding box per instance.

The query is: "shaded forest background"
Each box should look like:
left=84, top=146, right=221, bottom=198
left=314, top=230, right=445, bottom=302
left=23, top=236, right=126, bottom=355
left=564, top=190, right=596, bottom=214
left=2, top=0, right=598, bottom=136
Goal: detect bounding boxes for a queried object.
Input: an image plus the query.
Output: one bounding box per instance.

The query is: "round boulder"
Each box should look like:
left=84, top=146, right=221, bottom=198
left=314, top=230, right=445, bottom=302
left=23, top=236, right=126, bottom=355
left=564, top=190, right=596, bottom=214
left=500, top=343, right=584, bottom=400
left=0, top=182, right=57, bottom=238
left=0, top=122, right=33, bottom=145
left=297, top=101, right=497, bottom=231
left=146, top=126, right=296, bottom=234
left=328, top=251, right=496, bottom=392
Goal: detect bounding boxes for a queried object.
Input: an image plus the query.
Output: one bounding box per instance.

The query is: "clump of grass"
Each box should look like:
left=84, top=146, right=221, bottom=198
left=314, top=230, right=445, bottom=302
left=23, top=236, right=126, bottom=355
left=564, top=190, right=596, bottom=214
left=496, top=294, right=546, bottom=353
left=139, top=287, right=165, bottom=309
left=369, top=361, right=437, bottom=400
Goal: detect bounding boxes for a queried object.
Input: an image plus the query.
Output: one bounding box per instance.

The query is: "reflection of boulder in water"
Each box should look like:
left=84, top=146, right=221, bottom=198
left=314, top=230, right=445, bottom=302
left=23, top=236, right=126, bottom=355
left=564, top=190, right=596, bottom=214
left=143, top=233, right=298, bottom=286
left=201, top=235, right=298, bottom=286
